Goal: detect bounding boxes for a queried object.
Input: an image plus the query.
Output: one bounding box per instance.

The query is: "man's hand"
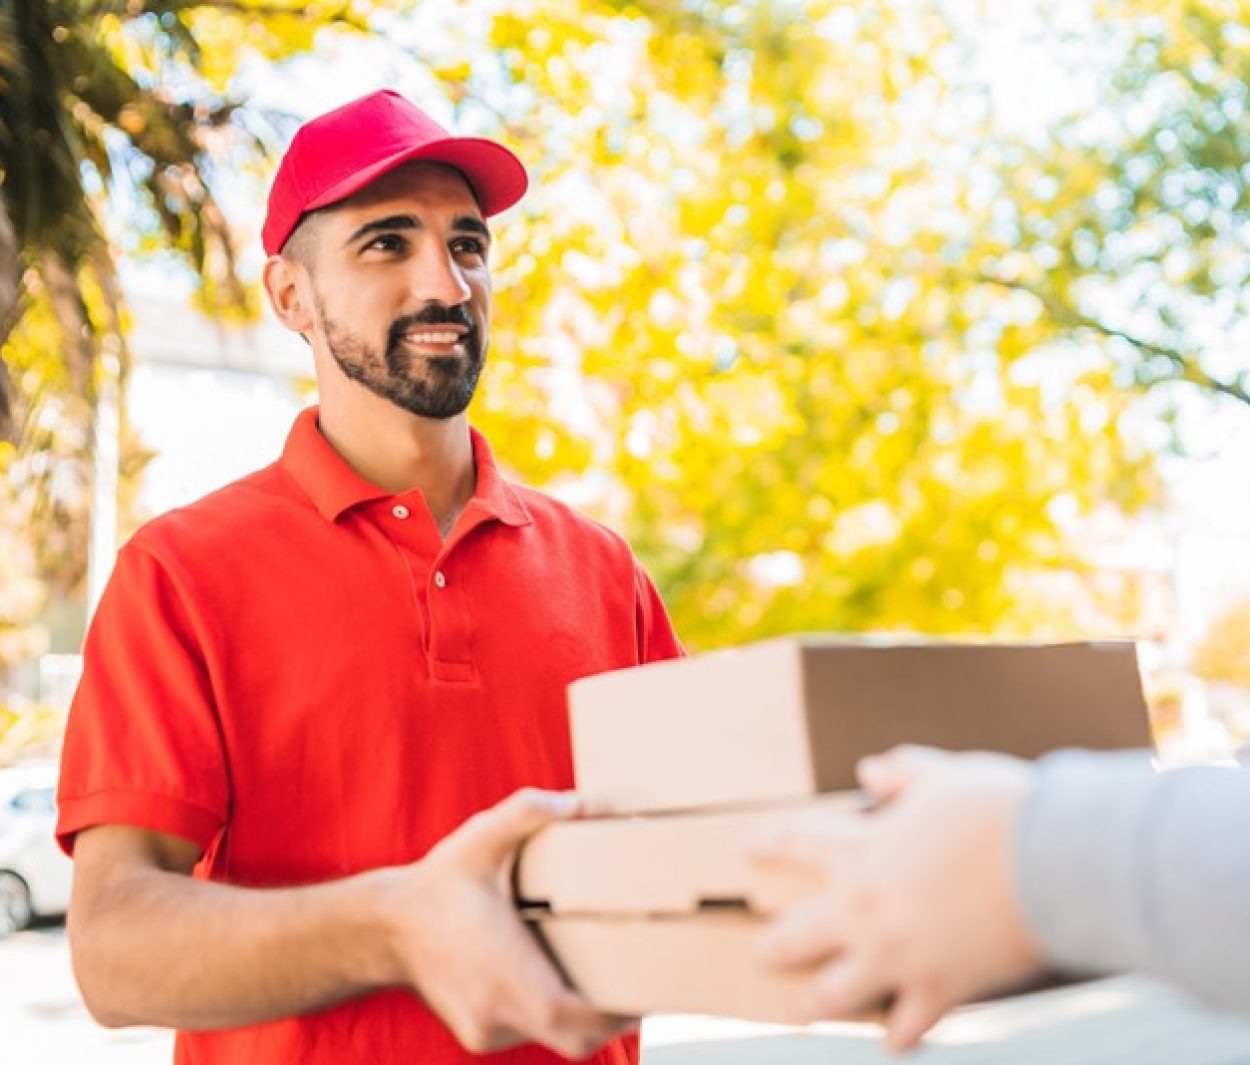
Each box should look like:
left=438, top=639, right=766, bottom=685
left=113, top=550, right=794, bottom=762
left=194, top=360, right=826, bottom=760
left=381, top=788, right=634, bottom=1060
left=70, top=787, right=631, bottom=1050
left=747, top=746, right=1046, bottom=1053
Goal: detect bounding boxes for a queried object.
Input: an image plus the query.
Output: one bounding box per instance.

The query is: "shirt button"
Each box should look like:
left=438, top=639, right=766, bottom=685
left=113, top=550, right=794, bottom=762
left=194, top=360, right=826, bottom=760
left=392, top=504, right=410, bottom=520
left=434, top=571, right=447, bottom=589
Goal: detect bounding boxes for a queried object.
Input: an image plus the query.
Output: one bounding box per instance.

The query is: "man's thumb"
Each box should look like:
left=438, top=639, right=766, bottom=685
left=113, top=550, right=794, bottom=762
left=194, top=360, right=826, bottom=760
left=469, top=788, right=583, bottom=865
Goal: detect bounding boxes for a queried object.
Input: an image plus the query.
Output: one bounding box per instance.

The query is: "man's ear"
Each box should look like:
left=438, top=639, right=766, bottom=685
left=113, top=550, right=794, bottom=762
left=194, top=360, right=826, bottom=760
left=263, top=255, right=315, bottom=334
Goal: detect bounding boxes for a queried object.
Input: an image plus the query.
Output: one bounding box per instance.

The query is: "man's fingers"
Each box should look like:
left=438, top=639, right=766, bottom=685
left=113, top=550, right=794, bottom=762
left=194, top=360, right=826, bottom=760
left=756, top=894, right=845, bottom=970
left=462, top=788, right=583, bottom=866
left=497, top=907, right=577, bottom=997
left=502, top=967, right=629, bottom=1061
left=856, top=745, right=949, bottom=802
left=487, top=910, right=625, bottom=1060
left=550, top=998, right=632, bottom=1056
left=884, top=988, right=946, bottom=1053
left=799, top=955, right=890, bottom=1024
left=412, top=798, right=631, bottom=1063
left=605, top=1013, right=641, bottom=1039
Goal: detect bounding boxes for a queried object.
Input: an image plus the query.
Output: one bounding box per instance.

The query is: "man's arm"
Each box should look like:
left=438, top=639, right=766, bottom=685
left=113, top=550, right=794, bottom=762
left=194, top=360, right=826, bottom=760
left=69, top=826, right=397, bottom=1029
left=70, top=789, right=629, bottom=1059
left=1018, top=750, right=1250, bottom=1013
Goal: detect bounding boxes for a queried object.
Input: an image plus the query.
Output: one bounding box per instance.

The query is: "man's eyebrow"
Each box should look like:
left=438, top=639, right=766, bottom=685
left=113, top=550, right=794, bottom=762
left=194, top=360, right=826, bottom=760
left=452, top=216, right=492, bottom=241
left=345, top=214, right=419, bottom=247
left=344, top=213, right=491, bottom=247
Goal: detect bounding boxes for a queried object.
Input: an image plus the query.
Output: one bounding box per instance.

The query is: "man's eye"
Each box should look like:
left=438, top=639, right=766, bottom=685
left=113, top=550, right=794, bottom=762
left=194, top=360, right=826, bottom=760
left=366, top=234, right=406, bottom=253
left=452, top=237, right=486, bottom=256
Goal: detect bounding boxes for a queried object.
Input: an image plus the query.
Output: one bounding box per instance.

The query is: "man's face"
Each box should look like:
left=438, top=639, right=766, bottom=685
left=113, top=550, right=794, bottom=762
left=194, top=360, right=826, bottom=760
left=294, top=161, right=493, bottom=420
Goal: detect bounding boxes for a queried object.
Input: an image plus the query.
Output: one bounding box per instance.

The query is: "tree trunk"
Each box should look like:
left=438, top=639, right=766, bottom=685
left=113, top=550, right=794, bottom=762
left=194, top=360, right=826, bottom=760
left=0, top=197, right=19, bottom=441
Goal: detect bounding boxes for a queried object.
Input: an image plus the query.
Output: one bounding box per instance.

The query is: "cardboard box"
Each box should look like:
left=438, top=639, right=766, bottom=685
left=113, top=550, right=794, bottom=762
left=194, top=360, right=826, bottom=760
left=517, top=798, right=866, bottom=1023
left=570, top=638, right=1152, bottom=814
left=518, top=797, right=1079, bottom=1023
left=527, top=913, right=818, bottom=1023
left=515, top=795, right=861, bottom=916
left=529, top=905, right=1061, bottom=1024
left=527, top=638, right=1151, bottom=1022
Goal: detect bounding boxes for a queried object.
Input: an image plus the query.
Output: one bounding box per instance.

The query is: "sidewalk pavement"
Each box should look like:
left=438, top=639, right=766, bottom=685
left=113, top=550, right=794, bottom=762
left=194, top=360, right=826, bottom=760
left=645, top=977, right=1250, bottom=1063
left=0, top=925, right=170, bottom=1063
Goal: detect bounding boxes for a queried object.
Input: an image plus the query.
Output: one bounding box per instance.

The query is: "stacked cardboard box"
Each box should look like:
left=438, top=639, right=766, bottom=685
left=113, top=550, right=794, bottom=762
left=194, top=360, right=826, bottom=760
left=515, top=637, right=1153, bottom=1023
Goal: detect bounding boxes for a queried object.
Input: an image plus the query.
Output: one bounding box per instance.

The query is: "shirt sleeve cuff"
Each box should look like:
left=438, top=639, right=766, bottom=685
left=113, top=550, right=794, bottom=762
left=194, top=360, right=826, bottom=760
left=57, top=790, right=224, bottom=857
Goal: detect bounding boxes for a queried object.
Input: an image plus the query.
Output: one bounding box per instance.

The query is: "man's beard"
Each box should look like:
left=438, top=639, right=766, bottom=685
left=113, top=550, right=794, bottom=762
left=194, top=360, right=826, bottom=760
left=317, top=297, right=485, bottom=420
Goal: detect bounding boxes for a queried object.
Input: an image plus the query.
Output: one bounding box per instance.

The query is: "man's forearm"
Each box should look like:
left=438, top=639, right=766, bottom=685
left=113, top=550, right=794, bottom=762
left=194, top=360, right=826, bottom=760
left=67, top=791, right=619, bottom=1058
left=71, top=863, right=405, bottom=1030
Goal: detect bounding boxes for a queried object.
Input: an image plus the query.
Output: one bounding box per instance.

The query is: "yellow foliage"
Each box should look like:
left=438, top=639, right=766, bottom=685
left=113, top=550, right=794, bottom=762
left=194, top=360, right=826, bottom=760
left=455, top=0, right=1163, bottom=648
left=9, top=0, right=1211, bottom=663
left=1194, top=599, right=1250, bottom=690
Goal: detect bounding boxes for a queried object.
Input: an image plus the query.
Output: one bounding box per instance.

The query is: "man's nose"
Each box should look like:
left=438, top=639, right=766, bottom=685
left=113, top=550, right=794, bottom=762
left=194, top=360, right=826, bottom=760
left=409, top=244, right=472, bottom=306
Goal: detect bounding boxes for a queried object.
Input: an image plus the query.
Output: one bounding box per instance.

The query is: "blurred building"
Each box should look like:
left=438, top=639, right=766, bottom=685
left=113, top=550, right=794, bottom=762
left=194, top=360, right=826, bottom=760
left=12, top=284, right=308, bottom=713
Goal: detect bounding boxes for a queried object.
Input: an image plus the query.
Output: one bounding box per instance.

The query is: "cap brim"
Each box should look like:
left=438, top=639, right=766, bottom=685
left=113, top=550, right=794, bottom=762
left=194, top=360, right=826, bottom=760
left=305, top=136, right=528, bottom=219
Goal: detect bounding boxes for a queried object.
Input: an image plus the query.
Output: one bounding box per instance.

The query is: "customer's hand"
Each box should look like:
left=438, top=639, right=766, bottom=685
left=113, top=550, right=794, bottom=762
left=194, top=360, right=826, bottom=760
left=747, top=746, right=1046, bottom=1053
left=380, top=788, right=634, bottom=1059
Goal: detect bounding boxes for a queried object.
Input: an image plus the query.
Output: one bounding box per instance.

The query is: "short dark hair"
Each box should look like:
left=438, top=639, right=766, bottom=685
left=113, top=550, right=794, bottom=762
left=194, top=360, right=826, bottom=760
left=280, top=208, right=330, bottom=268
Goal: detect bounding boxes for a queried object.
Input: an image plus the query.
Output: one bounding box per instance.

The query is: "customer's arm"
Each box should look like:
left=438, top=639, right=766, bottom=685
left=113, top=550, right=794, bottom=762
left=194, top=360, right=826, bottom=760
left=749, top=745, right=1250, bottom=1051
left=1018, top=750, right=1250, bottom=1013
left=69, top=789, right=626, bottom=1059
left=748, top=746, right=1044, bottom=1050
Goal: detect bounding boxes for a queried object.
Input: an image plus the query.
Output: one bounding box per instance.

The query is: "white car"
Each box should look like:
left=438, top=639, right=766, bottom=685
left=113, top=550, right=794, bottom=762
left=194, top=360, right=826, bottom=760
left=0, top=762, right=71, bottom=935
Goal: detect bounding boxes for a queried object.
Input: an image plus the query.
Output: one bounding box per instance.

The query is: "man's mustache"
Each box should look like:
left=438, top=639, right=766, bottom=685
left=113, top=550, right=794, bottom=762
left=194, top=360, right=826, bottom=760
left=388, top=304, right=475, bottom=344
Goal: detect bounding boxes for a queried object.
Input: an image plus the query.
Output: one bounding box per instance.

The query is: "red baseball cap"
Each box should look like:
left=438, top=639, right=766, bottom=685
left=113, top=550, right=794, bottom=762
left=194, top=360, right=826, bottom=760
left=262, top=89, right=528, bottom=255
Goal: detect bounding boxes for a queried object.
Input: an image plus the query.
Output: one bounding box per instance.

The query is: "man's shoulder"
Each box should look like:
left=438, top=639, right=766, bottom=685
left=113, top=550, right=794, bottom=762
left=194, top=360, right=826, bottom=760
left=125, top=461, right=301, bottom=569
left=507, top=481, right=635, bottom=559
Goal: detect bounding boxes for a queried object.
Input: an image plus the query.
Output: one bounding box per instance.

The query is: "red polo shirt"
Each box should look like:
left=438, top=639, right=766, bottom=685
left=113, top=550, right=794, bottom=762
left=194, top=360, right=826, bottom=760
left=57, top=406, right=682, bottom=1065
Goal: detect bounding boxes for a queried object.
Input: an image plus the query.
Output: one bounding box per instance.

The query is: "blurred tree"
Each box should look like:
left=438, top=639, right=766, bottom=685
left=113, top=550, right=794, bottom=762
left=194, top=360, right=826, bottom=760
left=0, top=0, right=370, bottom=614
left=1, top=0, right=1186, bottom=662
left=420, top=0, right=1161, bottom=647
left=0, top=200, right=15, bottom=433
left=1194, top=597, right=1250, bottom=690
left=0, top=472, right=44, bottom=670
left=980, top=0, right=1250, bottom=417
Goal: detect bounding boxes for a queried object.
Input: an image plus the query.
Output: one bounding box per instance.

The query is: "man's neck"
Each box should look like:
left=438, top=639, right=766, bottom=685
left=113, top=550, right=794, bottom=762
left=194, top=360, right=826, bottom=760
left=316, top=390, right=476, bottom=538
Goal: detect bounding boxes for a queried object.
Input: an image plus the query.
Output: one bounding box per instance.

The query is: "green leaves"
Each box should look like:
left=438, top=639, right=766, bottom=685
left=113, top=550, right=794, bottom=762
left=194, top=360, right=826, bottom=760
left=0, top=0, right=373, bottom=639
left=997, top=0, right=1250, bottom=410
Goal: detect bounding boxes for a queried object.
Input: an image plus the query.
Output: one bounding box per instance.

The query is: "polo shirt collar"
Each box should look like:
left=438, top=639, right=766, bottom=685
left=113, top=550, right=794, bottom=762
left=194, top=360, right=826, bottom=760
left=280, top=405, right=532, bottom=528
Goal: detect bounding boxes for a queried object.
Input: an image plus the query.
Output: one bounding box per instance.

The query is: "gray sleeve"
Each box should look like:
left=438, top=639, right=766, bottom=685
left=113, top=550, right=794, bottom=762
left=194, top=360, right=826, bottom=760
left=1014, top=750, right=1250, bottom=1013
